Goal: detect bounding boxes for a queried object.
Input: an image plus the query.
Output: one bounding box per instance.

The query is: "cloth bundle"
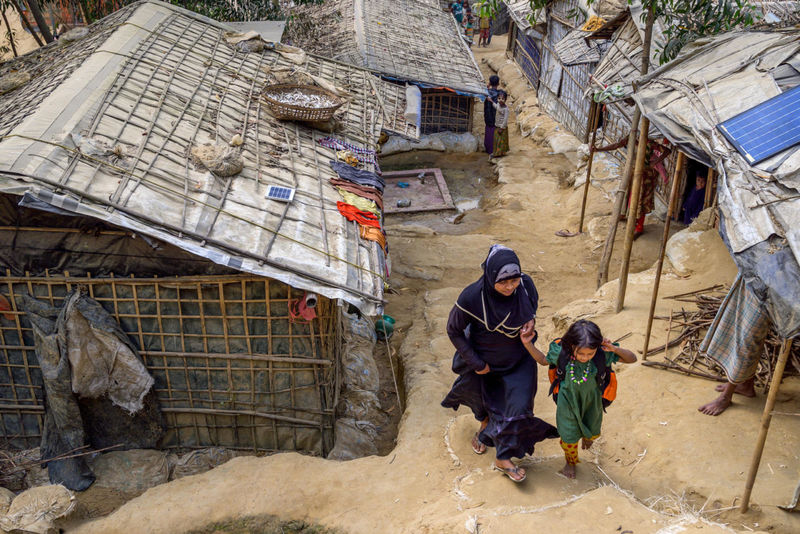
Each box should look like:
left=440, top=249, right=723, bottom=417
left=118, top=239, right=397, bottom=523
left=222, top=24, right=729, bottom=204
left=318, top=137, right=381, bottom=173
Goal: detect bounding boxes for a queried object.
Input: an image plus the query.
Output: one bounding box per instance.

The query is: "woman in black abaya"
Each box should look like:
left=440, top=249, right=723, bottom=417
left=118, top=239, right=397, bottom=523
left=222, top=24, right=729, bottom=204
left=441, top=245, right=557, bottom=482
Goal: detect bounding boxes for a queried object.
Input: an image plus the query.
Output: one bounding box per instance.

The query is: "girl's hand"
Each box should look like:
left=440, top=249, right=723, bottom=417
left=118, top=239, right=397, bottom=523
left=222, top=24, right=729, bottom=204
left=600, top=338, right=617, bottom=354
left=520, top=327, right=537, bottom=345
left=476, top=364, right=490, bottom=375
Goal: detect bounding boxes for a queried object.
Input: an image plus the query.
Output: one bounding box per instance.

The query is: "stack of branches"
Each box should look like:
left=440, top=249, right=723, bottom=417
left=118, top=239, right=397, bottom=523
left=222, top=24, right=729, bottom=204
left=643, top=285, right=800, bottom=391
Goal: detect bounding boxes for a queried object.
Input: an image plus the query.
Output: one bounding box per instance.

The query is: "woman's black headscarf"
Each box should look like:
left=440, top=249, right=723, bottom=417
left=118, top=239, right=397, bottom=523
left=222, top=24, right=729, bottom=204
left=455, top=245, right=538, bottom=337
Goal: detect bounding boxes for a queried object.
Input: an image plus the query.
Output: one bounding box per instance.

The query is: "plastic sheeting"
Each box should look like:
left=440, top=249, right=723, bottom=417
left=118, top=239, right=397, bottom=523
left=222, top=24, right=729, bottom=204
left=633, top=29, right=800, bottom=338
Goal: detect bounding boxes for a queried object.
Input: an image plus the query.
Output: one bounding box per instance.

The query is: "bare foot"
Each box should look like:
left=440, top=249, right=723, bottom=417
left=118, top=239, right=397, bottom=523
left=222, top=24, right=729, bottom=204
left=698, top=392, right=732, bottom=416
left=559, top=463, right=576, bottom=479
left=715, top=379, right=755, bottom=397
left=581, top=438, right=594, bottom=450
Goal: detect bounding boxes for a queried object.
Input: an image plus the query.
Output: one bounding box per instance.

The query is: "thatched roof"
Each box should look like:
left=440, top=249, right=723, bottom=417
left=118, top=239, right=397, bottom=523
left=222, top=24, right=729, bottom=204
left=285, top=0, right=486, bottom=97
left=504, top=1, right=541, bottom=32
left=0, top=1, right=417, bottom=315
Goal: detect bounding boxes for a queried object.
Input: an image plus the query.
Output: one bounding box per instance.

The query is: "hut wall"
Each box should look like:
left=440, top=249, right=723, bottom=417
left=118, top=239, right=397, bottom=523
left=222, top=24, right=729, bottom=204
left=538, top=1, right=595, bottom=140
left=0, top=271, right=338, bottom=456
left=511, top=26, right=542, bottom=88
left=421, top=90, right=473, bottom=134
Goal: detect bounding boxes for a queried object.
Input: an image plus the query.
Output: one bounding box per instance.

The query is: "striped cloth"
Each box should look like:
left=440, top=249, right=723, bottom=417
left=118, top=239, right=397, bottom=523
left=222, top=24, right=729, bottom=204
left=317, top=137, right=381, bottom=173
left=700, top=275, right=772, bottom=384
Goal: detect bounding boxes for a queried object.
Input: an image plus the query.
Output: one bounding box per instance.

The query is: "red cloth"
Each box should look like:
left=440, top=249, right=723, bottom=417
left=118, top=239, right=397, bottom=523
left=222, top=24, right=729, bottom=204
left=337, top=201, right=381, bottom=228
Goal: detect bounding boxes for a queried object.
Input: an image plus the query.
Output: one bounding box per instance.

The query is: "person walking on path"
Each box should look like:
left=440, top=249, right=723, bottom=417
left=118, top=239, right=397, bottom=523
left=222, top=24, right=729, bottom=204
left=527, top=320, right=637, bottom=479
left=491, top=91, right=510, bottom=157
left=483, top=75, right=500, bottom=155
left=442, top=245, right=558, bottom=483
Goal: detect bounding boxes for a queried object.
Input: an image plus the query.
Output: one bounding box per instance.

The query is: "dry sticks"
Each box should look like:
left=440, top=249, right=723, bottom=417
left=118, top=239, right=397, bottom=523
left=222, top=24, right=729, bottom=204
left=643, top=286, right=800, bottom=390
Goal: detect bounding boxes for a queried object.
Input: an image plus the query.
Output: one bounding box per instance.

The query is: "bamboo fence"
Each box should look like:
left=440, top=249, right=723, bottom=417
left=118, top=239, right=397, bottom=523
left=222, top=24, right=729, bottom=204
left=0, top=270, right=338, bottom=456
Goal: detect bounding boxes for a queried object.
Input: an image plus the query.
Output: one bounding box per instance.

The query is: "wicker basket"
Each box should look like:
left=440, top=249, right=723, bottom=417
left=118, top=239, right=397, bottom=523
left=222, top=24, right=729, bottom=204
left=262, top=84, right=344, bottom=122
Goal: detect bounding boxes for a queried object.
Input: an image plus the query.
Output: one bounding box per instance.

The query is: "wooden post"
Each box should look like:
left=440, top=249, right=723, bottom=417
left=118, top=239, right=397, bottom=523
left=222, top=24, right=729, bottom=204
left=597, top=109, right=640, bottom=288
left=703, top=168, right=715, bottom=209
left=616, top=116, right=650, bottom=313
left=9, top=0, right=43, bottom=46
left=642, top=151, right=686, bottom=358
left=597, top=5, right=655, bottom=289
left=579, top=101, right=602, bottom=233
left=740, top=338, right=794, bottom=513
left=1, top=8, right=19, bottom=57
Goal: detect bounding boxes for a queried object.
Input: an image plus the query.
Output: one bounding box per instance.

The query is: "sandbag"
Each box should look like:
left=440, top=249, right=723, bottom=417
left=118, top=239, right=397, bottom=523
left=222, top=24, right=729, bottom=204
left=340, top=311, right=379, bottom=393
left=167, top=447, right=240, bottom=480
left=0, top=485, right=74, bottom=534
left=87, top=450, right=169, bottom=495
left=326, top=419, right=378, bottom=461
left=0, top=487, right=14, bottom=515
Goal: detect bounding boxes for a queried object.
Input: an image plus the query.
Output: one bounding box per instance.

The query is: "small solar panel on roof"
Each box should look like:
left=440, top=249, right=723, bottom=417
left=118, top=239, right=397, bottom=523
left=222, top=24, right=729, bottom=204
left=717, top=84, right=800, bottom=165
left=265, top=185, right=295, bottom=202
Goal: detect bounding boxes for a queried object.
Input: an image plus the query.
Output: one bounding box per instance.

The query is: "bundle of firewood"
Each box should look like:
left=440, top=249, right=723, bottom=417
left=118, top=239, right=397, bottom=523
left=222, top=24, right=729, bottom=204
left=643, top=285, right=800, bottom=390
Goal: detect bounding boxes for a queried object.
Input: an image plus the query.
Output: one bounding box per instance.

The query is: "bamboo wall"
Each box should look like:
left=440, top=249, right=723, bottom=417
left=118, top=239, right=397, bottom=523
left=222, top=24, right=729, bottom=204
left=0, top=272, right=338, bottom=455
left=511, top=26, right=541, bottom=89
left=420, top=90, right=473, bottom=134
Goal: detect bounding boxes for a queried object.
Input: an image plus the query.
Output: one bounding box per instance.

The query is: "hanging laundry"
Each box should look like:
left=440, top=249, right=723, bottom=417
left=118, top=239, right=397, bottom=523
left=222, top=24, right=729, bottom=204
left=330, top=178, right=383, bottom=210
left=359, top=226, right=387, bottom=252
left=318, top=136, right=381, bottom=173
left=329, top=161, right=385, bottom=192
left=337, top=202, right=381, bottom=228
left=336, top=150, right=360, bottom=167
left=336, top=188, right=381, bottom=217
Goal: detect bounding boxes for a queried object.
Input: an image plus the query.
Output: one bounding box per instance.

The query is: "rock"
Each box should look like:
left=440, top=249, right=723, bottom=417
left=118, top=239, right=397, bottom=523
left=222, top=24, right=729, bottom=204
left=0, top=71, right=31, bottom=96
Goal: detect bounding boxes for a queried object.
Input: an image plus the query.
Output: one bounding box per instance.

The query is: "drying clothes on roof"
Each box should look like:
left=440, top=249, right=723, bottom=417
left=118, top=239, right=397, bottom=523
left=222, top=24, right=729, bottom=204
left=336, top=188, right=381, bottom=217
left=330, top=178, right=383, bottom=210
left=359, top=226, right=387, bottom=252
left=318, top=137, right=381, bottom=173
left=330, top=161, right=385, bottom=192
left=337, top=201, right=381, bottom=228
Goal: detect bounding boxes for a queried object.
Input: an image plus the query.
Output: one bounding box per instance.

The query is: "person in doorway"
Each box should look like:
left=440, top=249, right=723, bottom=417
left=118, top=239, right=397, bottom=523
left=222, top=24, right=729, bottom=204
left=483, top=75, right=500, bottom=155
left=633, top=140, right=672, bottom=239
left=491, top=91, right=510, bottom=158
left=682, top=171, right=707, bottom=225
left=442, top=245, right=558, bottom=483
left=698, top=275, right=771, bottom=416
left=527, top=320, right=637, bottom=479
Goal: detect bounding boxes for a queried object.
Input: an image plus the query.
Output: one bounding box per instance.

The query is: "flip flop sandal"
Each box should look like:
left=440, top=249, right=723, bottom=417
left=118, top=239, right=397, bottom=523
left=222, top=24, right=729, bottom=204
left=555, top=229, right=579, bottom=238
left=492, top=463, right=526, bottom=482
left=471, top=432, right=487, bottom=455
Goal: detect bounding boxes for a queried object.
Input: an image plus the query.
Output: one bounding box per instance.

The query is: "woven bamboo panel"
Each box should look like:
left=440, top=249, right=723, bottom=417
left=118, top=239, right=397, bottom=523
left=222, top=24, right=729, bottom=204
left=0, top=272, right=337, bottom=455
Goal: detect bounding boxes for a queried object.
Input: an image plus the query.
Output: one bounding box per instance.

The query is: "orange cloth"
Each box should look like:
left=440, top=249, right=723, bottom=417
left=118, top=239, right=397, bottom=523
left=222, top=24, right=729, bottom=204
left=336, top=201, right=381, bottom=228
left=359, top=226, right=386, bottom=252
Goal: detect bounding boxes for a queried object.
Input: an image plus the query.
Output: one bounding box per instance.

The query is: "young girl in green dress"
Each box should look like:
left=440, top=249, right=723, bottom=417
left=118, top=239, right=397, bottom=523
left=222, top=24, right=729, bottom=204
left=522, top=320, right=636, bottom=478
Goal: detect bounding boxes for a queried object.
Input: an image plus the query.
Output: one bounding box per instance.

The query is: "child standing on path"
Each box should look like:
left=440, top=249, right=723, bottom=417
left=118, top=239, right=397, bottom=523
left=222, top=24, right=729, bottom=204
left=523, top=320, right=637, bottom=479
left=491, top=91, right=509, bottom=158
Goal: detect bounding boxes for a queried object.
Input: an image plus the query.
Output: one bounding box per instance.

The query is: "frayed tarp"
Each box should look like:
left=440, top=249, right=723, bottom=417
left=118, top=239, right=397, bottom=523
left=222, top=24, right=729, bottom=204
left=19, top=289, right=164, bottom=491
left=633, top=28, right=800, bottom=338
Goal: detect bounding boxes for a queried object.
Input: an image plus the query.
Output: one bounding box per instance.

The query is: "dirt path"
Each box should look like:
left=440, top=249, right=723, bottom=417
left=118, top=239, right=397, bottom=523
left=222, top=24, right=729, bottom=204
left=73, top=38, right=800, bottom=534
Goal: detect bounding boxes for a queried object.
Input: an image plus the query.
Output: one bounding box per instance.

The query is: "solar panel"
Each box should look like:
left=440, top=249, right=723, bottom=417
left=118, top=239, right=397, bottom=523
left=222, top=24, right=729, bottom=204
left=265, top=185, right=295, bottom=202
left=717, top=84, right=800, bottom=165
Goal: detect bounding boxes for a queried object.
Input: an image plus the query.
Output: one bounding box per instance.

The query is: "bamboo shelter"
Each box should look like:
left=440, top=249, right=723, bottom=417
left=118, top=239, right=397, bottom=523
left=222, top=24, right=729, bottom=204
left=505, top=0, right=544, bottom=88
left=284, top=0, right=486, bottom=134
left=0, top=1, right=416, bottom=457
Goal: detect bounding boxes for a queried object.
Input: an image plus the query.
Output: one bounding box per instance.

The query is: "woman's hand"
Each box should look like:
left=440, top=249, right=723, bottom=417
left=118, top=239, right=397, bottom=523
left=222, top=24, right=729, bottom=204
left=520, top=318, right=536, bottom=344
left=476, top=364, right=490, bottom=375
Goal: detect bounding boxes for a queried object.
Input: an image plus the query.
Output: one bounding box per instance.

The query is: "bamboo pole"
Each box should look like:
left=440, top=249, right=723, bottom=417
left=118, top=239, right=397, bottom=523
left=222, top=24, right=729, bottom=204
left=597, top=6, right=655, bottom=289
left=579, top=101, right=602, bottom=233
left=597, top=109, right=640, bottom=288
left=740, top=338, right=794, bottom=513
left=642, top=151, right=686, bottom=358
left=704, top=168, right=715, bottom=209
left=9, top=0, right=43, bottom=47
left=616, top=115, right=650, bottom=313
left=1, top=8, right=19, bottom=57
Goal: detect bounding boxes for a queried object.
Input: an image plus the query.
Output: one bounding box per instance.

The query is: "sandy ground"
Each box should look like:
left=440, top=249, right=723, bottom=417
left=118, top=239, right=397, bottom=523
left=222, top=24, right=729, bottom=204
left=71, top=38, right=800, bottom=534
